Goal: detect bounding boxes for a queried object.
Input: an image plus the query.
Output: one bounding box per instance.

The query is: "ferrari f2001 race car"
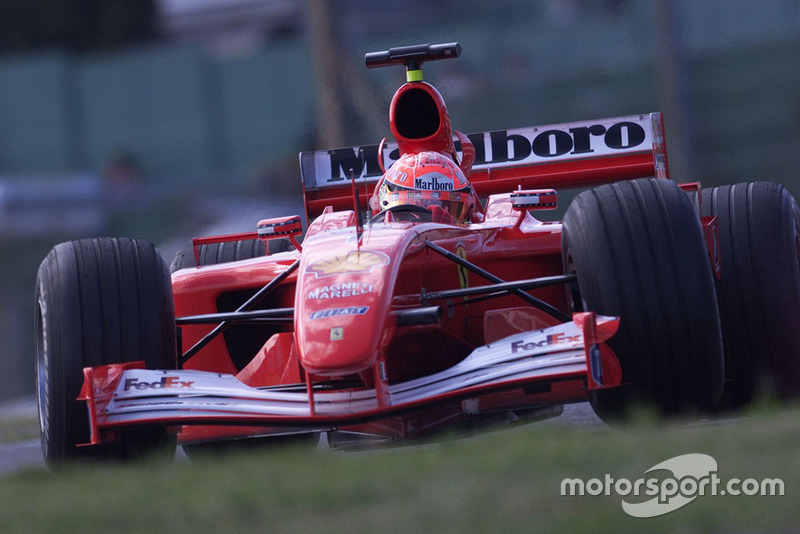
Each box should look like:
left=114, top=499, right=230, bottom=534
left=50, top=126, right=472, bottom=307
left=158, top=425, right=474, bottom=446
left=36, top=43, right=800, bottom=463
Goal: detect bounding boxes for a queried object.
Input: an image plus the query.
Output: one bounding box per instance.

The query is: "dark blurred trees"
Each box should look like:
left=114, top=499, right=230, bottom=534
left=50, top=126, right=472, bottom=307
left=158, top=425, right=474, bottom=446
left=0, top=0, right=157, bottom=54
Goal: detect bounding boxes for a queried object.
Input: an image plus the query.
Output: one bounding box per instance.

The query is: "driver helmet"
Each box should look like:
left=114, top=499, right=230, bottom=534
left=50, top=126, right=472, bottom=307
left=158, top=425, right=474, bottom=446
left=370, top=151, right=475, bottom=222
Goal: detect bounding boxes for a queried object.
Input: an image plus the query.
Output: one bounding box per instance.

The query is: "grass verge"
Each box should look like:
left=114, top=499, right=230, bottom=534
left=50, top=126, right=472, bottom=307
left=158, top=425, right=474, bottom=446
left=0, top=417, right=39, bottom=444
left=0, top=406, right=797, bottom=534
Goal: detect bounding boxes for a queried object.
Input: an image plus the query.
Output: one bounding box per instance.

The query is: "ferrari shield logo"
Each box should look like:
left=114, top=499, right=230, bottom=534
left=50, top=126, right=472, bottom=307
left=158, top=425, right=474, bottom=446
left=330, top=327, right=344, bottom=341
left=307, top=250, right=390, bottom=278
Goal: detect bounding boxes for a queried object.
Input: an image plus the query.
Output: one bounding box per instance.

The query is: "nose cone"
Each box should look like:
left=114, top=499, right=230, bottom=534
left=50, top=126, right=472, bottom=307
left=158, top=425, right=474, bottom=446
left=295, top=240, right=394, bottom=376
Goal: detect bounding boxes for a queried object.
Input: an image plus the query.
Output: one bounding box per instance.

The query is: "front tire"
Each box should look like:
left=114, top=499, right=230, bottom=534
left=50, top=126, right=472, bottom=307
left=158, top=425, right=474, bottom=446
left=563, top=178, right=724, bottom=418
left=36, top=238, right=177, bottom=464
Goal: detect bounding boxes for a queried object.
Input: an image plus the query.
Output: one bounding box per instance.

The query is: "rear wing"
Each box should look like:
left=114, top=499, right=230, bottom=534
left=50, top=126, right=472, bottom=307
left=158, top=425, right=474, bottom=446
left=299, top=112, right=668, bottom=222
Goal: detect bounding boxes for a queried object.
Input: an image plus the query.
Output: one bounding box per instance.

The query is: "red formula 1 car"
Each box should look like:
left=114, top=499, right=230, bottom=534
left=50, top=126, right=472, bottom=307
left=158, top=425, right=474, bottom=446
left=36, top=43, right=800, bottom=463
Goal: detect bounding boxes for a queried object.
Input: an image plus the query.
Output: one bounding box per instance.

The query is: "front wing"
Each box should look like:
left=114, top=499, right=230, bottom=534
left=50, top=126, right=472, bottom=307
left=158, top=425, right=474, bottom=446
left=78, top=313, right=620, bottom=446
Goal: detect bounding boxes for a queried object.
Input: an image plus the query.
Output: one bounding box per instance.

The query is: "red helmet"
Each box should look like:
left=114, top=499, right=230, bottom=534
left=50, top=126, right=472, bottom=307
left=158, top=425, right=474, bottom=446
left=370, top=151, right=475, bottom=222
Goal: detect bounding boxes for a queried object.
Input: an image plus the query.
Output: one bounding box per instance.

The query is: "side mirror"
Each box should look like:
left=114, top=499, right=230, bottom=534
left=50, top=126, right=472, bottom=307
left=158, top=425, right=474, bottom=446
left=257, top=215, right=303, bottom=252
left=510, top=189, right=558, bottom=212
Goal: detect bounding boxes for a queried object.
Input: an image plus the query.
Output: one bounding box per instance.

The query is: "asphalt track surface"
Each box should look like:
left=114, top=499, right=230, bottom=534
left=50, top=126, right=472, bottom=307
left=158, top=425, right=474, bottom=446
left=0, top=397, right=40, bottom=476
left=0, top=400, right=605, bottom=476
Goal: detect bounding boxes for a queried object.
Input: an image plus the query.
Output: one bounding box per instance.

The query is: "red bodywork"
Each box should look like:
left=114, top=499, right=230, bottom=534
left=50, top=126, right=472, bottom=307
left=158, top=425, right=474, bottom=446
left=78, top=68, right=678, bottom=448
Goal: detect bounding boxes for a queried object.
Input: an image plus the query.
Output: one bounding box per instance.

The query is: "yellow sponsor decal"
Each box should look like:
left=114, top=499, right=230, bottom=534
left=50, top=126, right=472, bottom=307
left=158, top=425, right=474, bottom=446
left=307, top=250, right=390, bottom=278
left=456, top=242, right=469, bottom=289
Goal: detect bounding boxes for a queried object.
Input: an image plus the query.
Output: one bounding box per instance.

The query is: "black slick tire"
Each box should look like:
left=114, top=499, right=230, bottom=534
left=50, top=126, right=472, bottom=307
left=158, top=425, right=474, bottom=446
left=170, top=238, right=292, bottom=272
left=701, top=182, right=800, bottom=405
left=36, top=238, right=177, bottom=464
left=562, top=178, right=724, bottom=418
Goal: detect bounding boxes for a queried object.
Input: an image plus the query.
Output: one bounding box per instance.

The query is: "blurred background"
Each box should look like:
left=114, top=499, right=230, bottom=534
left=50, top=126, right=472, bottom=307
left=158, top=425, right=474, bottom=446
left=1, top=0, right=799, bottom=401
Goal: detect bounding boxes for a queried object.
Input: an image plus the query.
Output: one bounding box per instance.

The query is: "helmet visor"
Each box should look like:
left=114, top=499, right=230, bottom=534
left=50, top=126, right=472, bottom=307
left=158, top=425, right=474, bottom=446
left=380, top=188, right=470, bottom=222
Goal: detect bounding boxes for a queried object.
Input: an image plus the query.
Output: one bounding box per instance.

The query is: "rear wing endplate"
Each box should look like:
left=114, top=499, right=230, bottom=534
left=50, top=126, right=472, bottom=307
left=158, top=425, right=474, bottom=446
left=300, top=112, right=668, bottom=222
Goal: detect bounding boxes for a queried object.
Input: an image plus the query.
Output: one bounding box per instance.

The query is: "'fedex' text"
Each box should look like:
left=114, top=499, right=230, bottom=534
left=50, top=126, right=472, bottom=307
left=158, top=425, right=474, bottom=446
left=511, top=333, right=582, bottom=353
left=124, top=376, right=194, bottom=391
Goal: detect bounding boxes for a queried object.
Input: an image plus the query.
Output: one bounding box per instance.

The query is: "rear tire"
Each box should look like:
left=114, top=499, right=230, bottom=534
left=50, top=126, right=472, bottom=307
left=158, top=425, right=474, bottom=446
left=562, top=178, right=724, bottom=418
left=36, top=238, right=177, bottom=464
left=701, top=182, right=800, bottom=405
left=170, top=238, right=291, bottom=272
